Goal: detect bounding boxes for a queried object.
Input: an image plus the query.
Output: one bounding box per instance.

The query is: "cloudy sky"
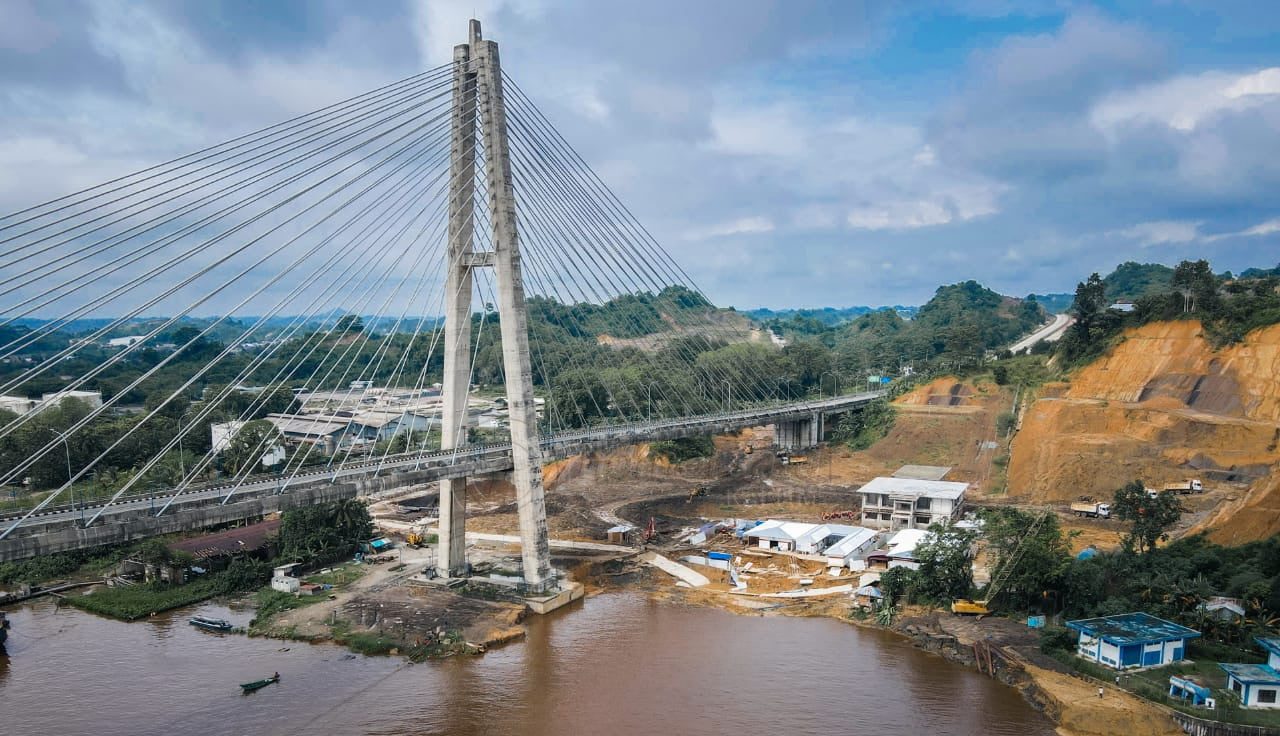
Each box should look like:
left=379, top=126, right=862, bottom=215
left=2, top=0, right=1280, bottom=309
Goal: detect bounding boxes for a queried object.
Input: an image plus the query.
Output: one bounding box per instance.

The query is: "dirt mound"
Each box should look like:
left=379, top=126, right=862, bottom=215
left=1022, top=664, right=1182, bottom=736
left=1009, top=321, right=1280, bottom=541
left=1193, top=469, right=1280, bottom=545
left=896, top=377, right=977, bottom=406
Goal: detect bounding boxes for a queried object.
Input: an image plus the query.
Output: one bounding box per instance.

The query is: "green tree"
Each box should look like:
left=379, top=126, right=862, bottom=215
left=879, top=565, right=917, bottom=604
left=992, top=364, right=1009, bottom=385
left=1171, top=259, right=1219, bottom=314
left=335, top=314, right=364, bottom=333
left=1112, top=480, right=1183, bottom=554
left=912, top=522, right=977, bottom=603
left=980, top=508, right=1073, bottom=610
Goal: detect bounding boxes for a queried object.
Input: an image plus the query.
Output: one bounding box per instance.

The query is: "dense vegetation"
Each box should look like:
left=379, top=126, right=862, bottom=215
left=648, top=436, right=716, bottom=463
left=66, top=557, right=272, bottom=621
left=0, top=276, right=1053, bottom=503
left=275, top=499, right=374, bottom=565
left=882, top=481, right=1280, bottom=652
left=1057, top=259, right=1280, bottom=364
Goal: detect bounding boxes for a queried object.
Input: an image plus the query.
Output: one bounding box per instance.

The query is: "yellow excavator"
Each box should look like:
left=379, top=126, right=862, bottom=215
left=951, top=508, right=1052, bottom=616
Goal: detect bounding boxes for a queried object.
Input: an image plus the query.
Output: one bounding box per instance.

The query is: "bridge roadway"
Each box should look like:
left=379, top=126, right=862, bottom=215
left=0, top=391, right=881, bottom=556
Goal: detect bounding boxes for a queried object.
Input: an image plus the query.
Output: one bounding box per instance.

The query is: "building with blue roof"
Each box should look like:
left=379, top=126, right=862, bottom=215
left=1169, top=675, right=1213, bottom=707
left=1065, top=612, right=1200, bottom=670
left=1220, top=637, right=1280, bottom=709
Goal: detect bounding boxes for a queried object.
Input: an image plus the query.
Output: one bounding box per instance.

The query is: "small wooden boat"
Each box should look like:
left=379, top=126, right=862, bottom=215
left=240, top=674, right=280, bottom=694
left=189, top=616, right=233, bottom=633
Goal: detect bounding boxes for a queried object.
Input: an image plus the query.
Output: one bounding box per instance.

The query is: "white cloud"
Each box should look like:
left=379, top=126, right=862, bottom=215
left=706, top=104, right=805, bottom=158
left=1091, top=67, right=1280, bottom=134
left=847, top=200, right=953, bottom=230
left=1114, top=220, right=1202, bottom=247
left=683, top=216, right=774, bottom=240
left=846, top=187, right=1000, bottom=231
left=1239, top=217, right=1280, bottom=237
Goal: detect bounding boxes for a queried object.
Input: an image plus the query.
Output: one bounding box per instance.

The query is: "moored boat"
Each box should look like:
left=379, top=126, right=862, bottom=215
left=0, top=610, right=9, bottom=648
left=240, top=673, right=280, bottom=694
left=189, top=616, right=233, bottom=633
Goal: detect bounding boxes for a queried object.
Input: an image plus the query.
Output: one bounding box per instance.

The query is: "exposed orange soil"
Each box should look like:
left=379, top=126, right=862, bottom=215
left=1008, top=321, right=1280, bottom=543
left=785, top=376, right=1012, bottom=493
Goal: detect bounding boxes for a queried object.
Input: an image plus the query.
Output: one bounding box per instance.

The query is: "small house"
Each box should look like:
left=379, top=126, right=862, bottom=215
left=852, top=583, right=883, bottom=609
left=1220, top=637, right=1280, bottom=709
left=823, top=527, right=880, bottom=570
left=1199, top=596, right=1246, bottom=621
left=360, top=537, right=394, bottom=555
left=1065, top=612, right=1200, bottom=670
left=865, top=528, right=931, bottom=571
left=1169, top=675, right=1213, bottom=707
left=607, top=525, right=634, bottom=544
left=271, top=563, right=301, bottom=594
left=743, top=520, right=814, bottom=552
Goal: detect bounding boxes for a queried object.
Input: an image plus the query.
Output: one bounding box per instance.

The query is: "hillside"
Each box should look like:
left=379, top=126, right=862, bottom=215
left=1008, top=320, right=1280, bottom=543
left=833, top=281, right=1044, bottom=370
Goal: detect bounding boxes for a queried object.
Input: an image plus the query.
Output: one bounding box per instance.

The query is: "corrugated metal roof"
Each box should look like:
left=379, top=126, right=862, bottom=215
left=825, top=528, right=878, bottom=558
left=1257, top=637, right=1280, bottom=658
left=266, top=414, right=350, bottom=437
left=1065, top=612, right=1201, bottom=644
left=1220, top=663, right=1280, bottom=685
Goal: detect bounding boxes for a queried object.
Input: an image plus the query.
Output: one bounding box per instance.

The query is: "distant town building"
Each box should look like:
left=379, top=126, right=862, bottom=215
left=857, top=476, right=968, bottom=530
left=1066, top=612, right=1200, bottom=670
left=107, top=335, right=146, bottom=348
left=1108, top=300, right=1136, bottom=313
left=210, top=421, right=246, bottom=454
left=39, top=390, right=103, bottom=410
left=0, top=395, right=39, bottom=415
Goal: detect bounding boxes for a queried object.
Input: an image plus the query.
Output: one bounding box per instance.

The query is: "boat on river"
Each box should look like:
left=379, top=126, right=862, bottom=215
left=240, top=673, right=280, bottom=694
left=0, top=610, right=9, bottom=649
left=189, top=616, right=233, bottom=633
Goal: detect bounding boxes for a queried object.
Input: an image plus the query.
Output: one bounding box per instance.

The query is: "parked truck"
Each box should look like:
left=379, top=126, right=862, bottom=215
left=1163, top=479, right=1204, bottom=494
left=1070, top=501, right=1111, bottom=519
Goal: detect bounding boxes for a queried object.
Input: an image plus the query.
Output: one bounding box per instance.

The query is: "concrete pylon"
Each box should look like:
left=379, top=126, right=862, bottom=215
left=436, top=19, right=554, bottom=591
left=436, top=38, right=477, bottom=579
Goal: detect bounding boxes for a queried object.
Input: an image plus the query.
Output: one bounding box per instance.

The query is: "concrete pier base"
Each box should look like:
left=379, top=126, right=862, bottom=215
left=523, top=581, right=584, bottom=614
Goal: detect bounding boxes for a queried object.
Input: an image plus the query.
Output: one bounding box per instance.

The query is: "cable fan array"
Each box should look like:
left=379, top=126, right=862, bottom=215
left=0, top=65, right=795, bottom=538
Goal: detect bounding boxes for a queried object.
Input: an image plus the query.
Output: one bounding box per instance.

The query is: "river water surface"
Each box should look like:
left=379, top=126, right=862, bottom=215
left=0, top=593, right=1054, bottom=735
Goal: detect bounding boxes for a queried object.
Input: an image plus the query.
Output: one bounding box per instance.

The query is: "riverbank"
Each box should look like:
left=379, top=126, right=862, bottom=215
left=641, top=568, right=1182, bottom=736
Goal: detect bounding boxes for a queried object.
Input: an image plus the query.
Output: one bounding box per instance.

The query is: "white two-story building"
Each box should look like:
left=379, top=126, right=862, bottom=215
left=857, top=477, right=968, bottom=530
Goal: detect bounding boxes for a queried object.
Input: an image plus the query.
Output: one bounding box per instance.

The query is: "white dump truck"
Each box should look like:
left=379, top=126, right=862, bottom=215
left=1163, top=479, right=1204, bottom=494
left=1070, top=501, right=1111, bottom=518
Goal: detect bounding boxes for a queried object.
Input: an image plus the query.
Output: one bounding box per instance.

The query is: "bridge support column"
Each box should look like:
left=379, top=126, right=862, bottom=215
left=474, top=24, right=554, bottom=592
left=773, top=414, right=825, bottom=451
left=437, top=38, right=477, bottom=579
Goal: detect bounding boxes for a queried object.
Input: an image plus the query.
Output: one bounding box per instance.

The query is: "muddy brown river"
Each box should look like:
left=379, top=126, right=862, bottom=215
left=0, top=592, right=1055, bottom=735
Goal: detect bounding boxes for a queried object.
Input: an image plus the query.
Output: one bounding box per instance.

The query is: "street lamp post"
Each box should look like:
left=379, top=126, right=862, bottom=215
left=64, top=436, right=77, bottom=520
left=177, top=405, right=200, bottom=483
left=644, top=382, right=660, bottom=422
left=820, top=370, right=842, bottom=398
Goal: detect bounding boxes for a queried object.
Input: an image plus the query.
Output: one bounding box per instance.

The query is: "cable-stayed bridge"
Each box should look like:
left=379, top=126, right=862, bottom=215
left=0, top=22, right=882, bottom=583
